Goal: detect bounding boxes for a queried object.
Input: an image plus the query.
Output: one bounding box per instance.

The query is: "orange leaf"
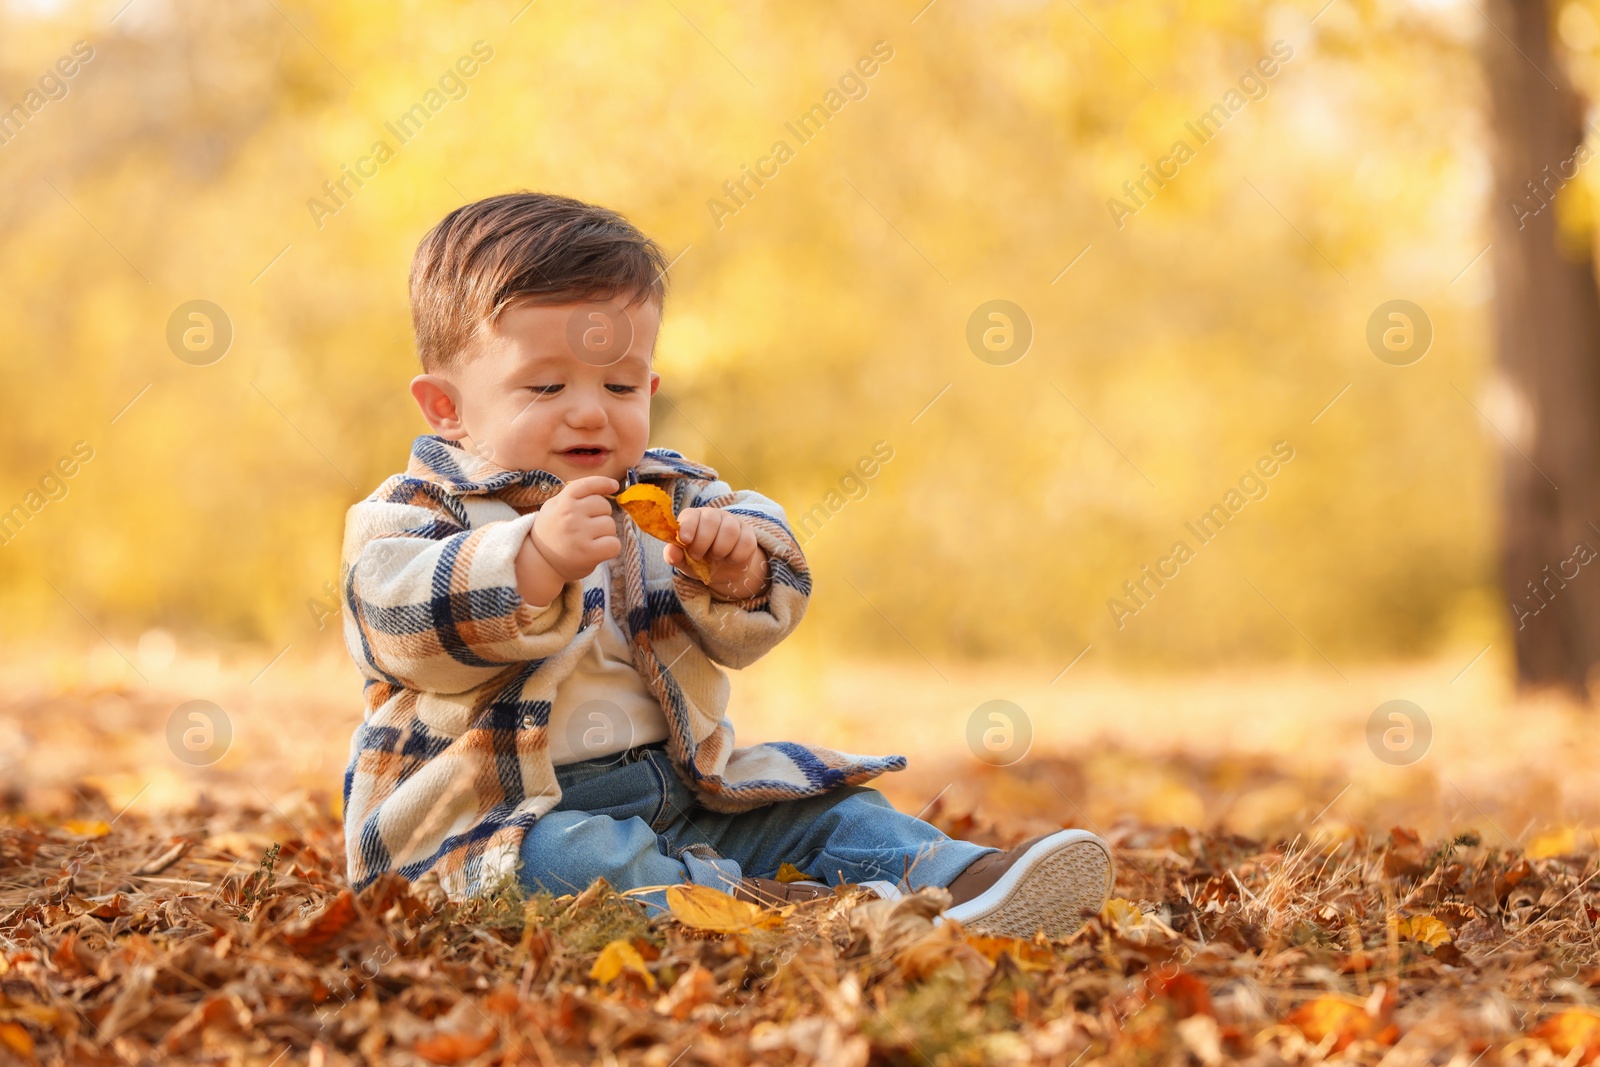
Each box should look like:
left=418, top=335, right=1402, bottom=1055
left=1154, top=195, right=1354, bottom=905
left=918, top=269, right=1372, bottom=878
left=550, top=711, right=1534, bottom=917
left=963, top=934, right=1055, bottom=972
left=0, top=1021, right=34, bottom=1062
left=1150, top=970, right=1214, bottom=1018
left=414, top=1030, right=496, bottom=1065
left=281, top=889, right=361, bottom=958
left=1288, top=995, right=1394, bottom=1052
left=614, top=484, right=714, bottom=583
left=654, top=964, right=718, bottom=1021
left=1535, top=1010, right=1600, bottom=1062
left=615, top=484, right=680, bottom=540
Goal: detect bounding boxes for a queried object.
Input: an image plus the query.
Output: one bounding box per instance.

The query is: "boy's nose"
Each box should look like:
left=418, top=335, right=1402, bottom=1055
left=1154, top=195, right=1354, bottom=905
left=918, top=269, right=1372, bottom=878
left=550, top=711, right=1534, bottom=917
left=567, top=406, right=607, bottom=426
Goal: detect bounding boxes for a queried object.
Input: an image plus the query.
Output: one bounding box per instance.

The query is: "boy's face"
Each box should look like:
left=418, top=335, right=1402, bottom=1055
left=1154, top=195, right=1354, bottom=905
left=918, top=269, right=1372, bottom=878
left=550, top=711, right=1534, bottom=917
left=410, top=297, right=662, bottom=484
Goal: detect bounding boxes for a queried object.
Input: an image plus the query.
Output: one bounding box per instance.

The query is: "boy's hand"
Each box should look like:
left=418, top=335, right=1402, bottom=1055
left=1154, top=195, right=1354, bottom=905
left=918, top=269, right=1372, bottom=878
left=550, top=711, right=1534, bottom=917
left=529, top=476, right=622, bottom=581
left=664, top=507, right=770, bottom=600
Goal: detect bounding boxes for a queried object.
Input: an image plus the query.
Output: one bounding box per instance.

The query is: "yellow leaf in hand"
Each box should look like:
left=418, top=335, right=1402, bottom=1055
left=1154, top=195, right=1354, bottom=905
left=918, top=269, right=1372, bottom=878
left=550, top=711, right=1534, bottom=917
left=589, top=938, right=656, bottom=990
left=613, top=484, right=715, bottom=583
left=666, top=884, right=784, bottom=932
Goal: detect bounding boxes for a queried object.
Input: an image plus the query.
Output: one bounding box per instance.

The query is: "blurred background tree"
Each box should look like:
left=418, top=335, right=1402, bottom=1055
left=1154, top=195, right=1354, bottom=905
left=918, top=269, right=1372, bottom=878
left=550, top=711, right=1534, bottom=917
left=0, top=0, right=1584, bottom=683
left=1485, top=0, right=1600, bottom=697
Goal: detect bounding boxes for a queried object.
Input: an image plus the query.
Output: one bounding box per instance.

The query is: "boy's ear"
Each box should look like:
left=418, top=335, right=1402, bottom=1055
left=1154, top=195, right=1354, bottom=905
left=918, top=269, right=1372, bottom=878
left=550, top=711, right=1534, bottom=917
left=410, top=374, right=467, bottom=438
left=649, top=371, right=660, bottom=396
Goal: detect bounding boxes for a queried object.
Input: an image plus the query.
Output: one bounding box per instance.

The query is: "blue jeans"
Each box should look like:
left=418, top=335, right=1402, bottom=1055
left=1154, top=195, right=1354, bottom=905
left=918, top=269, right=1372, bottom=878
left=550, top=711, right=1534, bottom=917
left=517, top=741, right=997, bottom=917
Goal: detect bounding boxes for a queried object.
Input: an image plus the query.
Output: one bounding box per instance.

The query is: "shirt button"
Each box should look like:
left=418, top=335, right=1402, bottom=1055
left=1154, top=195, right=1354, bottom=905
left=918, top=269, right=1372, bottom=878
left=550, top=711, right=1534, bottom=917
left=521, top=714, right=534, bottom=729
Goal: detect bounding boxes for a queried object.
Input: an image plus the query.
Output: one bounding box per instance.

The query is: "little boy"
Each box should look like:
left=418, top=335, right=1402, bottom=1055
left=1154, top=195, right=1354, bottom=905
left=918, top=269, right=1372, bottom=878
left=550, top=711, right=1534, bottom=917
left=339, top=192, right=1113, bottom=938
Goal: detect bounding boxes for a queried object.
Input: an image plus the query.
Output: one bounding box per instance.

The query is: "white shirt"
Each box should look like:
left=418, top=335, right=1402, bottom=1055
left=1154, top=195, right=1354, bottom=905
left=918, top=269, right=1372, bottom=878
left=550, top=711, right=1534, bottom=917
left=543, top=560, right=670, bottom=765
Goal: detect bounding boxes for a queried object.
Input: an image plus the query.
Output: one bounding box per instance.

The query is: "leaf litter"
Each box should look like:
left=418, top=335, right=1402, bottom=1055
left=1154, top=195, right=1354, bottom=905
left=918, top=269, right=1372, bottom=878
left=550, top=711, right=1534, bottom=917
left=1, top=754, right=1598, bottom=1065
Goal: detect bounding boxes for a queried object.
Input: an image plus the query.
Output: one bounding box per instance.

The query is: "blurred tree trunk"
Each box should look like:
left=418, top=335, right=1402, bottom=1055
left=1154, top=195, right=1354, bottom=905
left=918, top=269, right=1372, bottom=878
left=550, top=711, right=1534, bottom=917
left=1485, top=0, right=1600, bottom=696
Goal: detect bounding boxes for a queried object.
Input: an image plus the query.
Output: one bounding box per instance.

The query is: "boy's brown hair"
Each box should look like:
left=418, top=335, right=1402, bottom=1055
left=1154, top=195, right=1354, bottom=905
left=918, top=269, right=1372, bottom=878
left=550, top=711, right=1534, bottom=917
left=409, top=191, right=670, bottom=371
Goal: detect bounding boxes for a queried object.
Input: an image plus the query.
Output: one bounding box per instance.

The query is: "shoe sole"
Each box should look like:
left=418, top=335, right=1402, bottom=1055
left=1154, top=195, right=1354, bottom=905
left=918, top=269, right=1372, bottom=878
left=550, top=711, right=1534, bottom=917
left=937, top=828, right=1114, bottom=939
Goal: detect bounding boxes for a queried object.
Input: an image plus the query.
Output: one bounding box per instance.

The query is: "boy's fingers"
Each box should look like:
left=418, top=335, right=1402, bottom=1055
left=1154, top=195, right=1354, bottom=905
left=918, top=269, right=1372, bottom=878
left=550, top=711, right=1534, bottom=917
left=683, top=512, right=720, bottom=559
left=710, top=518, right=745, bottom=560
left=564, top=475, right=621, bottom=498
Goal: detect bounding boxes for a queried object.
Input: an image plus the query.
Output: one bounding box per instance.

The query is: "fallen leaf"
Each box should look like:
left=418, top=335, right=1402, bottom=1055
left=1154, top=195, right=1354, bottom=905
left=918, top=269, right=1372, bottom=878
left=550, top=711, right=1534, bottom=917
left=666, top=884, right=784, bottom=932
left=205, top=831, right=278, bottom=858
left=589, top=939, right=656, bottom=990
left=848, top=886, right=949, bottom=957
left=963, top=934, right=1055, bottom=972
left=1527, top=826, right=1577, bottom=860
left=1101, top=897, right=1146, bottom=930
left=1534, top=1010, right=1600, bottom=1063
left=59, top=820, right=109, bottom=839
left=1288, top=997, right=1379, bottom=1051
left=894, top=928, right=991, bottom=982
left=158, top=994, right=251, bottom=1056
left=1177, top=1014, right=1224, bottom=1066
left=1151, top=969, right=1214, bottom=1018
left=484, top=986, right=520, bottom=1016
left=415, top=1030, right=497, bottom=1065
left=1393, top=914, right=1451, bottom=947
left=1288, top=986, right=1398, bottom=1052
left=1383, top=827, right=1427, bottom=879
left=131, top=838, right=191, bottom=876
left=49, top=934, right=95, bottom=979
left=774, top=862, right=810, bottom=883
left=281, top=889, right=362, bottom=958
left=0, top=999, right=58, bottom=1030
left=654, top=963, right=717, bottom=1020
left=1495, top=857, right=1534, bottom=902
left=0, top=1021, right=34, bottom=1062
left=614, top=484, right=715, bottom=583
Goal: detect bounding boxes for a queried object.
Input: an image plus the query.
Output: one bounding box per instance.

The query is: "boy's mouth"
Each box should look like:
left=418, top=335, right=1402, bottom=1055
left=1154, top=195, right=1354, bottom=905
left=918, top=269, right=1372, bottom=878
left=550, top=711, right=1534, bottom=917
left=558, top=446, right=610, bottom=465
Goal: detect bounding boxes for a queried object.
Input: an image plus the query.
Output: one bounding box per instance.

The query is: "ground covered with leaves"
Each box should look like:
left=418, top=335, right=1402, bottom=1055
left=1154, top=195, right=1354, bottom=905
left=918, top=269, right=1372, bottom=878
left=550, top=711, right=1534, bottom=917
left=1, top=760, right=1598, bottom=1067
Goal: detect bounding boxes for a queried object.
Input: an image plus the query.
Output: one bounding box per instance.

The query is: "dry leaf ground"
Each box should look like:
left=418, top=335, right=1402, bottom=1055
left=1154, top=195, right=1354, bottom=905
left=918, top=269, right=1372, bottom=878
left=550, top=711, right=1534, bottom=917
left=1, top=642, right=1597, bottom=1066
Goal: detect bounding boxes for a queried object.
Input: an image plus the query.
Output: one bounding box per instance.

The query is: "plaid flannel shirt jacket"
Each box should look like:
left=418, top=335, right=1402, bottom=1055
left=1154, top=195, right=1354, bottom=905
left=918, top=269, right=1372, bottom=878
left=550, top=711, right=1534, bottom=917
left=339, top=435, right=908, bottom=901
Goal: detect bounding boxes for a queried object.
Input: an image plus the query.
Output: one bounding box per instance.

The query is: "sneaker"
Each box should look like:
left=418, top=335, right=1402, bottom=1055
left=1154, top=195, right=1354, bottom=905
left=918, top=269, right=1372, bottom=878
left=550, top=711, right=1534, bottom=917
left=936, top=828, right=1113, bottom=939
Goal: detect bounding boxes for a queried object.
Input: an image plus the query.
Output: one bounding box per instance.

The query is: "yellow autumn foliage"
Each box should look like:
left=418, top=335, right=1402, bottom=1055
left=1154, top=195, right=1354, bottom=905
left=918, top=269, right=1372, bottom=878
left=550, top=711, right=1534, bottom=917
left=0, top=0, right=1528, bottom=672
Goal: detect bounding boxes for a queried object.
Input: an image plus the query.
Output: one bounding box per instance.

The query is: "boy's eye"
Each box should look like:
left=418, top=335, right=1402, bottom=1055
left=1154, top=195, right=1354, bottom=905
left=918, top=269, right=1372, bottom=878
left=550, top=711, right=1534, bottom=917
left=525, top=383, right=638, bottom=395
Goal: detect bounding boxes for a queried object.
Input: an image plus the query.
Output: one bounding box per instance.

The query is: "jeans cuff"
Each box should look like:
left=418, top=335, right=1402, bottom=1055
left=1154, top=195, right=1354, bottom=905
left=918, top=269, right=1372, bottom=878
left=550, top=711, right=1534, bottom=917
left=902, top=840, right=1001, bottom=892
left=629, top=842, right=746, bottom=918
